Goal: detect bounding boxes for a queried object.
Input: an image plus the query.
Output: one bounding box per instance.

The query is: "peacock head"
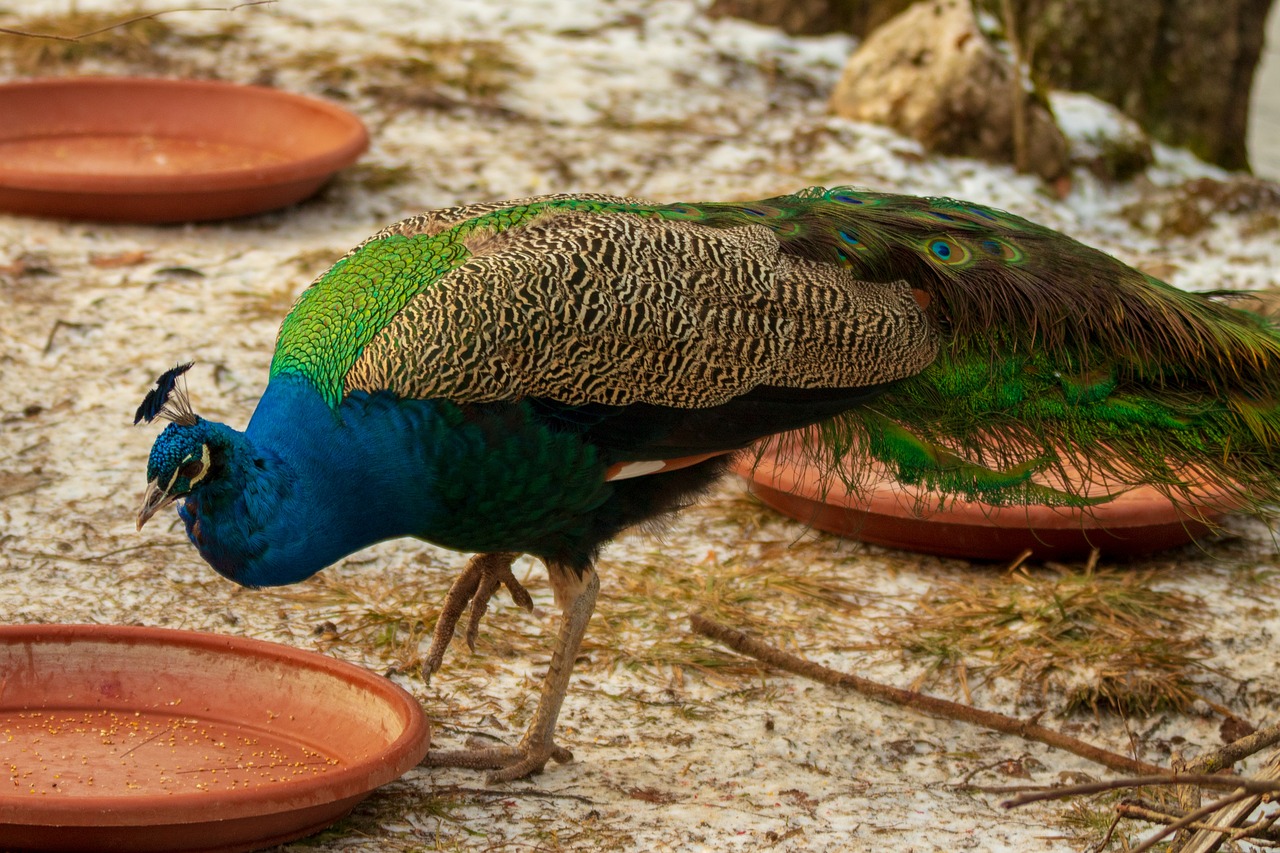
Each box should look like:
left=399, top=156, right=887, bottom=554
left=135, top=362, right=218, bottom=531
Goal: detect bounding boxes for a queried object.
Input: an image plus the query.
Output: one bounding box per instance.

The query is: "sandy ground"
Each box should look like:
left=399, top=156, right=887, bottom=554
left=2, top=2, right=1280, bottom=851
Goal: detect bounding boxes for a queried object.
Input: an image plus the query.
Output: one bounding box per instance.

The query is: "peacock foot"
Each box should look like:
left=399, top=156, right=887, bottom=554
left=426, top=566, right=599, bottom=783
left=424, top=735, right=574, bottom=783
left=423, top=551, right=532, bottom=680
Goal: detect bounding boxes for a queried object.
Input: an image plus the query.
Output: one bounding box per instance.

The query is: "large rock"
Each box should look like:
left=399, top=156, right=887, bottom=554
left=829, top=0, right=1069, bottom=182
left=1050, top=91, right=1153, bottom=183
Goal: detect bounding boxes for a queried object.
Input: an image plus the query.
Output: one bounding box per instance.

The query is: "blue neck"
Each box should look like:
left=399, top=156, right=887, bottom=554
left=187, top=376, right=446, bottom=587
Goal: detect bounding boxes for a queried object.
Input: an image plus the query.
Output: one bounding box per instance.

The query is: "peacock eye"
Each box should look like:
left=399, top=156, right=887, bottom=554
left=178, top=460, right=204, bottom=480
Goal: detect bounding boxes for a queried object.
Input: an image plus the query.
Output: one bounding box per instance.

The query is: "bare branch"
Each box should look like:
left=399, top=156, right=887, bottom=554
left=1129, top=790, right=1255, bottom=853
left=0, top=1, right=274, bottom=42
left=1185, top=719, right=1280, bottom=774
left=1001, top=774, right=1280, bottom=808
left=688, top=607, right=1280, bottom=853
left=688, top=613, right=1165, bottom=777
left=1115, top=801, right=1280, bottom=846
left=1177, top=751, right=1280, bottom=853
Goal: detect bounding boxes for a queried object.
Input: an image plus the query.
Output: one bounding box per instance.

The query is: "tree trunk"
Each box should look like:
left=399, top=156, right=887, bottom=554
left=978, top=0, right=1273, bottom=171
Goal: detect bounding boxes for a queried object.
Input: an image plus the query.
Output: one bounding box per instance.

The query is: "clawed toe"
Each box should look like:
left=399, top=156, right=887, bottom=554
left=423, top=738, right=573, bottom=782
left=423, top=552, right=526, bottom=679
left=464, top=554, right=534, bottom=651
left=485, top=742, right=573, bottom=783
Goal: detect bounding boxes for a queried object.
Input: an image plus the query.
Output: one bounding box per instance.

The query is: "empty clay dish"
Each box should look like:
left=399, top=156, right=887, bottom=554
left=0, top=77, right=368, bottom=222
left=738, top=442, right=1226, bottom=561
left=0, top=624, right=430, bottom=853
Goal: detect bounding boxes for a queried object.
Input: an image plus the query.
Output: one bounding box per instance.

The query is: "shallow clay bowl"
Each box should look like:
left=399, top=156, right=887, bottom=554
left=738, top=441, right=1226, bottom=561
left=0, top=77, right=368, bottom=222
left=0, top=624, right=430, bottom=853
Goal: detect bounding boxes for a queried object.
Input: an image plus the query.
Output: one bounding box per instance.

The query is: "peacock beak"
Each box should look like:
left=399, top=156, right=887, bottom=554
left=136, top=480, right=177, bottom=531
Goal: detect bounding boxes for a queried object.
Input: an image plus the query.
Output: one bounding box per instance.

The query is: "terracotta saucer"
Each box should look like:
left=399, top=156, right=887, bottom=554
left=0, top=77, right=368, bottom=222
left=0, top=624, right=430, bottom=853
left=737, top=443, right=1226, bottom=561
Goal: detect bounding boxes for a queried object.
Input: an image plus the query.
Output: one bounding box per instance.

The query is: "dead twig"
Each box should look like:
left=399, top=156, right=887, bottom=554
left=437, top=786, right=594, bottom=804
left=688, top=613, right=1164, bottom=776
left=950, top=782, right=1053, bottom=795
left=956, top=756, right=1033, bottom=787
left=7, top=542, right=187, bottom=565
left=1091, top=812, right=1123, bottom=853
left=42, top=320, right=88, bottom=356
left=999, top=0, right=1029, bottom=174
left=1002, top=775, right=1280, bottom=807
left=0, top=1, right=274, bottom=42
left=1115, top=800, right=1280, bottom=846
left=1128, top=790, right=1257, bottom=853
left=1177, top=750, right=1280, bottom=853
left=1185, top=719, right=1280, bottom=774
left=1163, top=719, right=1280, bottom=852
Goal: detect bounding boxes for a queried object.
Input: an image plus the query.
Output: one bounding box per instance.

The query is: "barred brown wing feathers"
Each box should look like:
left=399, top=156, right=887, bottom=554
left=343, top=209, right=937, bottom=408
left=335, top=193, right=644, bottom=263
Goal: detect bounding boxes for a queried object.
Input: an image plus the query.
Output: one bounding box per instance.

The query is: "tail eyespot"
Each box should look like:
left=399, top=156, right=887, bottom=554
left=978, top=238, right=1024, bottom=262
left=927, top=237, right=971, bottom=265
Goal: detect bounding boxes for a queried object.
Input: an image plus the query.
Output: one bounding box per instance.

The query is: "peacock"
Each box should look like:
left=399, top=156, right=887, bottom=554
left=136, top=187, right=1280, bottom=782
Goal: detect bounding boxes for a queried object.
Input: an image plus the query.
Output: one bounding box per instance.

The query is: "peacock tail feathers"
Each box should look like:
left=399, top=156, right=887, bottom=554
left=797, top=343, right=1280, bottom=516
left=271, top=186, right=1280, bottom=517
left=653, top=187, right=1280, bottom=391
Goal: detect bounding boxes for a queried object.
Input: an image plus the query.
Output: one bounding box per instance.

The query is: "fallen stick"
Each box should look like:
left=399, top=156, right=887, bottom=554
left=1176, top=750, right=1280, bottom=853
left=1128, top=790, right=1258, bottom=853
left=1185, top=720, right=1280, bottom=774
left=1001, top=775, right=1280, bottom=806
left=1116, top=800, right=1280, bottom=846
left=688, top=612, right=1280, bottom=851
left=1162, top=714, right=1280, bottom=851
left=688, top=612, right=1164, bottom=777
left=0, top=1, right=273, bottom=42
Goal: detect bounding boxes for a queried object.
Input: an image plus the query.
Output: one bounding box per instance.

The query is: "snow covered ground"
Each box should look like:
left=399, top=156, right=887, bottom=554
left=2, top=1, right=1279, bottom=850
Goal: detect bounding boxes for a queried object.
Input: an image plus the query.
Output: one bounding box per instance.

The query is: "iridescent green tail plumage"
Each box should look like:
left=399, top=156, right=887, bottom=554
left=692, top=187, right=1280, bottom=515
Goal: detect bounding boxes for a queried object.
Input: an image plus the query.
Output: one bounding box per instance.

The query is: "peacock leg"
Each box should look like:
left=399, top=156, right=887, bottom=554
left=423, top=551, right=530, bottom=679
left=424, top=564, right=599, bottom=783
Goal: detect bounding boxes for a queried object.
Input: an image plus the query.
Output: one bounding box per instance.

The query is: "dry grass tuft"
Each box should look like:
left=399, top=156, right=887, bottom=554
left=290, top=780, right=471, bottom=851
left=292, top=38, right=522, bottom=109
left=1228, top=552, right=1280, bottom=597
left=880, top=558, right=1213, bottom=716
left=386, top=37, right=521, bottom=103
left=345, top=163, right=416, bottom=192
left=231, top=250, right=343, bottom=323
left=263, top=570, right=441, bottom=674
left=1056, top=792, right=1126, bottom=850
left=588, top=530, right=870, bottom=683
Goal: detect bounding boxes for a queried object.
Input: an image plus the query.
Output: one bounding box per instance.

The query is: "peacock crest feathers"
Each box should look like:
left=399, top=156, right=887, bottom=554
left=134, top=362, right=197, bottom=426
